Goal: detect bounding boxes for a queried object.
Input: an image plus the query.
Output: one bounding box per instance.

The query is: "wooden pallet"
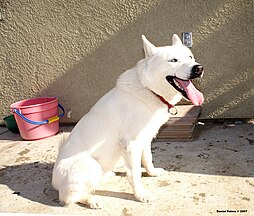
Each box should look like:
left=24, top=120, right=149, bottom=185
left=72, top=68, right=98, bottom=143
left=156, top=105, right=201, bottom=141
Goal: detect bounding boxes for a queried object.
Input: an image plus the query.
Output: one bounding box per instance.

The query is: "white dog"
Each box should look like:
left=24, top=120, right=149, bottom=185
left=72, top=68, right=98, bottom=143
left=52, top=34, right=204, bottom=208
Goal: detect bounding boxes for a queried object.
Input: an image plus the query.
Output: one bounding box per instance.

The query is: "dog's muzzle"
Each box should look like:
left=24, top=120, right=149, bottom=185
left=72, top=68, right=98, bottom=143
left=190, top=65, right=204, bottom=79
left=165, top=64, right=204, bottom=106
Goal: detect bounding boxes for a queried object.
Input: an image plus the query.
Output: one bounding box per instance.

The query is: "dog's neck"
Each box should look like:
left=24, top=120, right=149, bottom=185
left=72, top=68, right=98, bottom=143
left=117, top=67, right=179, bottom=115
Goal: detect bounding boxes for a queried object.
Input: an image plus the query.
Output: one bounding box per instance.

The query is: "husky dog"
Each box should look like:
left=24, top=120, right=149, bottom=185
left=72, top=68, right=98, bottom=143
left=52, top=34, right=204, bottom=208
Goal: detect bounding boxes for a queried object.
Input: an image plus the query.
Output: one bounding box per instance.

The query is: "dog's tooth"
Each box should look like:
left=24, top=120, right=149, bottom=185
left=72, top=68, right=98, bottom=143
left=174, top=79, right=183, bottom=90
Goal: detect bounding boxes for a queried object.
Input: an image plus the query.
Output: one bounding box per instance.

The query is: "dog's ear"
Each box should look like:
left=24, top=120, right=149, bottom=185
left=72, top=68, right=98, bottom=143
left=142, top=35, right=157, bottom=58
left=172, top=34, right=182, bottom=46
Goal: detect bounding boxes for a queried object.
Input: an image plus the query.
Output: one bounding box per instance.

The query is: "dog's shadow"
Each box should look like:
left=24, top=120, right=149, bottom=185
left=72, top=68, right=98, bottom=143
left=94, top=171, right=150, bottom=202
left=0, top=162, right=60, bottom=206
left=94, top=190, right=136, bottom=202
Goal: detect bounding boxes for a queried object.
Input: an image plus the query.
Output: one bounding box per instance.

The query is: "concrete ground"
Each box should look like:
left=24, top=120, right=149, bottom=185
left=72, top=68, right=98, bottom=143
left=0, top=121, right=253, bottom=216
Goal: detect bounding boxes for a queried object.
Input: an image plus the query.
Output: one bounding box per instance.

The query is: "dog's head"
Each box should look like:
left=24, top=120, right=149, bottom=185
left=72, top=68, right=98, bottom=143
left=140, top=34, right=204, bottom=106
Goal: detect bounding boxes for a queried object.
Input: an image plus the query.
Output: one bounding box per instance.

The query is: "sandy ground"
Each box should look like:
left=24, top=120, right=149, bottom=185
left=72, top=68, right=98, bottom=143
left=0, top=121, right=253, bottom=216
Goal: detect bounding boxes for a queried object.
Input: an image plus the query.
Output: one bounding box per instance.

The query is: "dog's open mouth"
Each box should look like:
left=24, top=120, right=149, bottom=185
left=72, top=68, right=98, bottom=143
left=166, top=76, right=204, bottom=106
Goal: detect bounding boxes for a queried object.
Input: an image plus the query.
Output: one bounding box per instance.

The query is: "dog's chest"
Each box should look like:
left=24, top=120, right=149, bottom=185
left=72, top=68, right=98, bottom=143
left=138, top=108, right=170, bottom=140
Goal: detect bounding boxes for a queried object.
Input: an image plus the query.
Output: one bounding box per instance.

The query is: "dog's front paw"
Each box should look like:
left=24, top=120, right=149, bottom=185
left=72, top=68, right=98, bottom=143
left=148, top=168, right=166, bottom=177
left=135, top=193, right=151, bottom=203
left=134, top=189, right=151, bottom=203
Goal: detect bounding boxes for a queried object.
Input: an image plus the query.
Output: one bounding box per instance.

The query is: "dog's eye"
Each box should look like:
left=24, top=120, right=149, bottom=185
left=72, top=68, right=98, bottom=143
left=189, top=56, right=193, bottom=59
left=168, top=58, right=178, bottom=63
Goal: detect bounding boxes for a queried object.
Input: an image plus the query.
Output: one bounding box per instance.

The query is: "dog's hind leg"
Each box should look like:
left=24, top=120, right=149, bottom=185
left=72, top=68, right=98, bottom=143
left=141, top=142, right=166, bottom=177
left=57, top=154, right=103, bottom=209
left=79, top=196, right=102, bottom=209
left=101, top=170, right=116, bottom=182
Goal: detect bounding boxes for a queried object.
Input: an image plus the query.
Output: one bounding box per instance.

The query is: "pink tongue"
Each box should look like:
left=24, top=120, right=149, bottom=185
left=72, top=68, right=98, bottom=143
left=176, top=79, right=204, bottom=106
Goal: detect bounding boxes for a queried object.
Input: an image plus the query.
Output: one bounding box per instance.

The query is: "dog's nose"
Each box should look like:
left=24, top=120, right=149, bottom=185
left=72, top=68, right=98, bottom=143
left=191, top=65, right=204, bottom=79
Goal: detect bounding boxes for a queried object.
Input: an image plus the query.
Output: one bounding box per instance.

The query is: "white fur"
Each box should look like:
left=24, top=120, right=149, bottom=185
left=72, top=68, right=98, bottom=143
left=52, top=34, right=200, bottom=208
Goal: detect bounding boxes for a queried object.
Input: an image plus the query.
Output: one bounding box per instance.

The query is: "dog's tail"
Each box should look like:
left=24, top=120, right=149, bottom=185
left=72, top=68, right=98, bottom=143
left=57, top=132, right=70, bottom=151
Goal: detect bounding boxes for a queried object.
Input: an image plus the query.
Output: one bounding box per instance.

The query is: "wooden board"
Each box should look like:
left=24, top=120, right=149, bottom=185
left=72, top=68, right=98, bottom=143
left=156, top=105, right=201, bottom=141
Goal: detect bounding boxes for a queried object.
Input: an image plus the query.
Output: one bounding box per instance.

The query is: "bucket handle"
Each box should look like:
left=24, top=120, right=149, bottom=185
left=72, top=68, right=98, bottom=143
left=13, top=104, right=65, bottom=125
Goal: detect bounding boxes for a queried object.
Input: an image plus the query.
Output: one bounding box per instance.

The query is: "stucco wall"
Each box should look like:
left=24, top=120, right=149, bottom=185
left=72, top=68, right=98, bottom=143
left=1, top=0, right=253, bottom=124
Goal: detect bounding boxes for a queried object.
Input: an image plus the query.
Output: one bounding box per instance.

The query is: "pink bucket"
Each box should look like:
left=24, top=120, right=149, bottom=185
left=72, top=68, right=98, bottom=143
left=10, top=97, right=65, bottom=140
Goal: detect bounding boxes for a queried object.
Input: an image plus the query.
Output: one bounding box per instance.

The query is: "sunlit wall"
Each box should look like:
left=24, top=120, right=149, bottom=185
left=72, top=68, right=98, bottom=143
left=0, top=0, right=253, bottom=122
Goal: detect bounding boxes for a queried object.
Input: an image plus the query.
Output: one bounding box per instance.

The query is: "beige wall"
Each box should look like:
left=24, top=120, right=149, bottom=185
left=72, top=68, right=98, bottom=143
left=1, top=0, right=253, bottom=124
